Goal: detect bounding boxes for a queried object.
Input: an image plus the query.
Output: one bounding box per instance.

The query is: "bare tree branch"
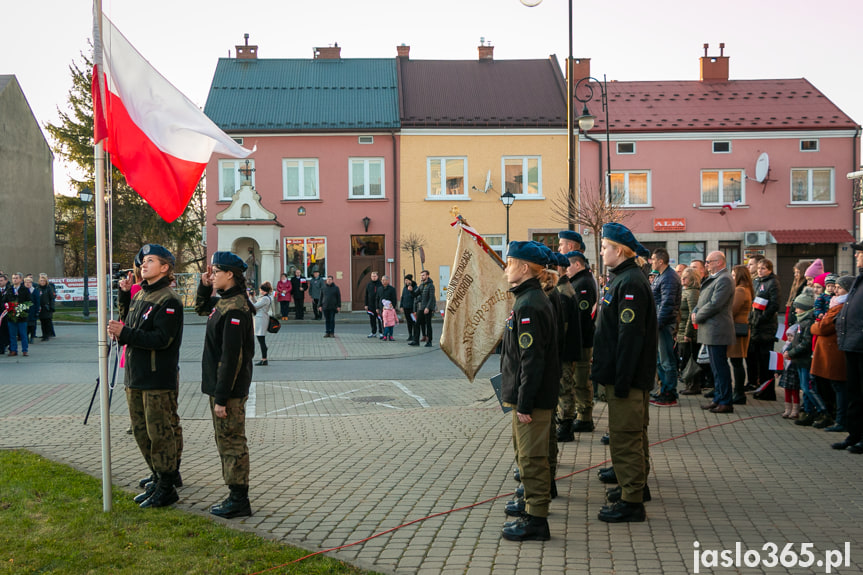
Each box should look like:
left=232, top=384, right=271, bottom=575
left=399, top=233, right=426, bottom=279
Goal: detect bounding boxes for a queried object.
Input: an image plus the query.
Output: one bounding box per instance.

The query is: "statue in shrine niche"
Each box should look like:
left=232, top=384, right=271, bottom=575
left=244, top=247, right=258, bottom=288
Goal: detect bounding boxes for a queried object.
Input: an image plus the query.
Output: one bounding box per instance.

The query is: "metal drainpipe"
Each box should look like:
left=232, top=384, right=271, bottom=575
left=391, top=130, right=399, bottom=280
left=853, top=127, right=861, bottom=242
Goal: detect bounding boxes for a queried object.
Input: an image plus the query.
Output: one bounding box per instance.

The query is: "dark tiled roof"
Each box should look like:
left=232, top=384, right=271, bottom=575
left=770, top=229, right=855, bottom=244
left=204, top=58, right=399, bottom=131
left=399, top=58, right=567, bottom=128
left=579, top=79, right=859, bottom=133
left=0, top=75, right=14, bottom=93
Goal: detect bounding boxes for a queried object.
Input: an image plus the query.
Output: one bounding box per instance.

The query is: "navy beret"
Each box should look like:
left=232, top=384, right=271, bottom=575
left=211, top=251, right=247, bottom=272
left=558, top=230, right=586, bottom=251
left=507, top=241, right=549, bottom=266
left=138, top=244, right=175, bottom=266
left=552, top=252, right=570, bottom=268
left=602, top=222, right=648, bottom=257
left=565, top=250, right=588, bottom=264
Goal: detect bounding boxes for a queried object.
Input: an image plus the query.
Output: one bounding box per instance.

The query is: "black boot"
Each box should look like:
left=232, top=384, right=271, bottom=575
left=133, top=475, right=159, bottom=504
left=504, top=497, right=526, bottom=517
left=597, top=467, right=617, bottom=484
left=501, top=514, right=550, bottom=541
left=556, top=419, right=575, bottom=442
left=571, top=419, right=595, bottom=432
left=598, top=500, right=646, bottom=523
left=138, top=472, right=156, bottom=489
left=210, top=485, right=252, bottom=518
left=139, top=472, right=179, bottom=508
left=606, top=484, right=651, bottom=503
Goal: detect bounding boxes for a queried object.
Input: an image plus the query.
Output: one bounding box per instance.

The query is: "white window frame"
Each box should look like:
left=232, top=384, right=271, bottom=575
left=800, top=139, right=820, bottom=152
left=501, top=156, right=542, bottom=198
left=700, top=169, right=745, bottom=206
left=616, top=142, right=636, bottom=155
left=349, top=158, right=385, bottom=198
left=218, top=159, right=255, bottom=201
left=427, top=157, right=469, bottom=199
left=483, top=234, right=506, bottom=259
left=790, top=167, right=834, bottom=204
left=609, top=170, right=651, bottom=207
left=282, top=158, right=320, bottom=200
left=712, top=141, right=732, bottom=154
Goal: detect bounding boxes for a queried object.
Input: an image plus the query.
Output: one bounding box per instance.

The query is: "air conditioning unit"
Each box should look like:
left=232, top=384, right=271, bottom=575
left=744, top=231, right=769, bottom=247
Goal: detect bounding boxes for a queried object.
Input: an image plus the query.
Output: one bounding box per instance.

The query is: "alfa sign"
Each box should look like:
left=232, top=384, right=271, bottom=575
left=654, top=218, right=686, bottom=232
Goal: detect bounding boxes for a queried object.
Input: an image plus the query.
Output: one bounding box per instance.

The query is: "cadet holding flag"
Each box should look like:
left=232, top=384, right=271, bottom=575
left=499, top=241, right=560, bottom=542
left=591, top=223, right=657, bottom=523
left=196, top=252, right=256, bottom=518
left=107, top=244, right=183, bottom=509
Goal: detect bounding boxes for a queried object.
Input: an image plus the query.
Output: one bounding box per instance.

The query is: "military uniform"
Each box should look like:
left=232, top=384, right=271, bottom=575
left=555, top=274, right=583, bottom=437
left=570, top=267, right=598, bottom=418
left=195, top=281, right=255, bottom=489
left=592, top=257, right=657, bottom=505
left=117, top=276, right=184, bottom=481
left=501, top=277, right=560, bottom=519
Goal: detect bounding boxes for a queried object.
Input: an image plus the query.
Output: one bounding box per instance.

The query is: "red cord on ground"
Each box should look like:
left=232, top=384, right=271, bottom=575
left=248, top=410, right=782, bottom=574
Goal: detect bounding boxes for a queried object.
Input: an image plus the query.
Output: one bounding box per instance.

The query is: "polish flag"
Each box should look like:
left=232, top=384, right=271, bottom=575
left=752, top=296, right=769, bottom=311
left=92, top=8, right=253, bottom=222
left=768, top=351, right=784, bottom=371
left=722, top=201, right=741, bottom=211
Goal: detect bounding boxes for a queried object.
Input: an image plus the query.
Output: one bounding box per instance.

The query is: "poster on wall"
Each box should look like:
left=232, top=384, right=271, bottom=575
left=49, top=278, right=99, bottom=302
left=284, top=237, right=327, bottom=277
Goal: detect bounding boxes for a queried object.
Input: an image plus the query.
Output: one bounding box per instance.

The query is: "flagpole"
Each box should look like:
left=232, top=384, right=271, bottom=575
left=94, top=0, right=113, bottom=512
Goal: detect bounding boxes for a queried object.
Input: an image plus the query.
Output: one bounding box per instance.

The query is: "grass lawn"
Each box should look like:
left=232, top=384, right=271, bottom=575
left=0, top=450, right=378, bottom=575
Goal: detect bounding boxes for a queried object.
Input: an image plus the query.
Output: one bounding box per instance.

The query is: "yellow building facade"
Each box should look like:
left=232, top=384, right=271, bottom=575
left=399, top=129, right=568, bottom=300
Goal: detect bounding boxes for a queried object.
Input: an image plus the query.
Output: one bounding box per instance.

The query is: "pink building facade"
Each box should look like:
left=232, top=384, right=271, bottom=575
left=575, top=47, right=860, bottom=292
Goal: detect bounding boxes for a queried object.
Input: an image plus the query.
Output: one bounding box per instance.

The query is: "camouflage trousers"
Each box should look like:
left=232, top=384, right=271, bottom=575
left=209, top=396, right=250, bottom=486
left=574, top=348, right=595, bottom=420
left=126, top=388, right=179, bottom=473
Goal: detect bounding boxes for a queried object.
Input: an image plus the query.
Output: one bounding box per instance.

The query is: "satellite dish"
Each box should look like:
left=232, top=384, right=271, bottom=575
left=484, top=170, right=492, bottom=193
left=755, top=152, right=769, bottom=183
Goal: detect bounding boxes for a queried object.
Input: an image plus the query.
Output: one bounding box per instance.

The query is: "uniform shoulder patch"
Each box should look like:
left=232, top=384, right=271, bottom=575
left=620, top=308, right=636, bottom=324
left=519, top=332, right=534, bottom=349
left=579, top=299, right=590, bottom=310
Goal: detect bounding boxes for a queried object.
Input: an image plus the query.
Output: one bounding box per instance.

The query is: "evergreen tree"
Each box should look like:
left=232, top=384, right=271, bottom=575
left=46, top=49, right=206, bottom=275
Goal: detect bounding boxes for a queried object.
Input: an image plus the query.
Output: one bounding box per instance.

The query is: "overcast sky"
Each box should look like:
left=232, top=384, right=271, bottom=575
left=3, top=0, right=861, bottom=195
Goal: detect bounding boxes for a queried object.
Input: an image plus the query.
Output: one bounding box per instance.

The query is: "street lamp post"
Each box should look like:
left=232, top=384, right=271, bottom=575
left=520, top=0, right=575, bottom=230
left=79, top=187, right=94, bottom=318
left=575, top=75, right=612, bottom=203
left=501, top=190, right=515, bottom=255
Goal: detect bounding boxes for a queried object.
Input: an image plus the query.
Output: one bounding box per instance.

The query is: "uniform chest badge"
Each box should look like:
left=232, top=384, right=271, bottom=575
left=208, top=308, right=216, bottom=319
left=621, top=308, right=636, bottom=324
left=519, top=332, right=533, bottom=349
left=141, top=306, right=153, bottom=321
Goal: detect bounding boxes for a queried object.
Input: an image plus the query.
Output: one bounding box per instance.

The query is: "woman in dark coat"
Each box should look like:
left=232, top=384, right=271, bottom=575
left=747, top=258, right=781, bottom=395
left=729, top=265, right=753, bottom=404
left=37, top=274, right=56, bottom=340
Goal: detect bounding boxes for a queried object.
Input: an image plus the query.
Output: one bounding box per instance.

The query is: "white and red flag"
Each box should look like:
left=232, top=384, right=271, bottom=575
left=768, top=351, right=784, bottom=371
left=752, top=296, right=769, bottom=311
left=92, top=7, right=253, bottom=222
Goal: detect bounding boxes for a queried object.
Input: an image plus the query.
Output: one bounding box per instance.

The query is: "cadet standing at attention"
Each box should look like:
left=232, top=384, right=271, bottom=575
left=108, top=244, right=184, bottom=509
left=591, top=223, right=657, bottom=523
left=565, top=250, right=598, bottom=433
left=500, top=241, right=560, bottom=542
left=196, top=252, right=256, bottom=518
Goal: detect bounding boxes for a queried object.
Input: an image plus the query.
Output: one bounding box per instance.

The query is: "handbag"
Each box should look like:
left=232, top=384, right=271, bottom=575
left=696, top=344, right=710, bottom=365
left=267, top=315, right=281, bottom=334
left=734, top=322, right=749, bottom=337
left=681, top=356, right=702, bottom=383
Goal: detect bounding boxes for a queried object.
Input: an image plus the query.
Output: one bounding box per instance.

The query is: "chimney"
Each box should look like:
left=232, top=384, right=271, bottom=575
left=478, top=37, right=494, bottom=61
left=569, top=57, right=591, bottom=83
left=699, top=42, right=729, bottom=82
left=397, top=44, right=410, bottom=59
left=235, top=33, right=258, bottom=60
left=314, top=43, right=341, bottom=60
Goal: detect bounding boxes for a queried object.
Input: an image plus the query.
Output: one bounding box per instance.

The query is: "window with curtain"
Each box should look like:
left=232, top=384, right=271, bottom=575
left=427, top=157, right=467, bottom=198
left=609, top=171, right=650, bottom=206
left=282, top=159, right=319, bottom=199
left=349, top=158, right=385, bottom=198
left=219, top=159, right=255, bottom=200
left=502, top=156, right=541, bottom=196
left=701, top=169, right=743, bottom=205
left=791, top=168, right=833, bottom=203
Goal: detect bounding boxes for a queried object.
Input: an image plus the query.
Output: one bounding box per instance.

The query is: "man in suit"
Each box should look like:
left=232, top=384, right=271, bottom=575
left=692, top=251, right=736, bottom=413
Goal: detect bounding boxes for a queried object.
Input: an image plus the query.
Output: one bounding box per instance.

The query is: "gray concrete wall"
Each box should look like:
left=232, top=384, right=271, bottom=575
left=0, top=75, right=59, bottom=276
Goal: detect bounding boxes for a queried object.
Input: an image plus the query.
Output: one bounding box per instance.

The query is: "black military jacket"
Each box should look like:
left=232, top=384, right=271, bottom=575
left=590, top=258, right=657, bottom=398
left=117, top=276, right=183, bottom=391
left=569, top=268, right=597, bottom=349
left=555, top=276, right=582, bottom=362
left=195, top=283, right=255, bottom=405
left=500, top=277, right=561, bottom=414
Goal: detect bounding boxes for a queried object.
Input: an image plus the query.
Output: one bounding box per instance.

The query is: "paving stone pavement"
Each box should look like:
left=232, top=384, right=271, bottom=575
left=2, top=324, right=863, bottom=574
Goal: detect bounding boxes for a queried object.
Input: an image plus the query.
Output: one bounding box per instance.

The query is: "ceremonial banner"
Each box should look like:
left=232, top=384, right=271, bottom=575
left=440, top=218, right=513, bottom=382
